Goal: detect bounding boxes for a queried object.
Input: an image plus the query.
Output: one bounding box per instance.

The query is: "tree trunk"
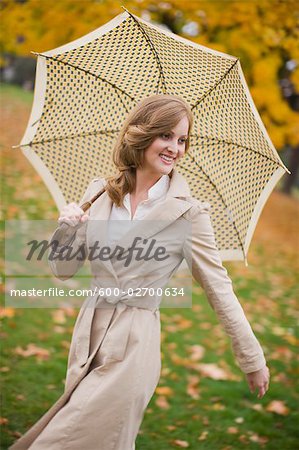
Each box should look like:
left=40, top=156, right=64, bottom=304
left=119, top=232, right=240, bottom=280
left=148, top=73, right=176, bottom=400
left=282, top=145, right=299, bottom=195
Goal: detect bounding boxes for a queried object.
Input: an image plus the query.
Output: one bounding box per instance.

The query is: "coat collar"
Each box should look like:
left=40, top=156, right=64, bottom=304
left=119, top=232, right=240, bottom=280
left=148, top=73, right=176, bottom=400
left=89, top=169, right=193, bottom=280
left=166, top=169, right=191, bottom=199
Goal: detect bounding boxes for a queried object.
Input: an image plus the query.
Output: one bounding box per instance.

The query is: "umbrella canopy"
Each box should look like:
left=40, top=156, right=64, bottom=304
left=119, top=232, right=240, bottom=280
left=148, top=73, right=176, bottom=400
left=15, top=7, right=290, bottom=264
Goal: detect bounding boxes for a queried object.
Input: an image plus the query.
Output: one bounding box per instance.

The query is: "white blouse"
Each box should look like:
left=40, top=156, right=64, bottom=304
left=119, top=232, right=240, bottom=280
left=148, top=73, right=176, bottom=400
left=107, top=174, right=170, bottom=245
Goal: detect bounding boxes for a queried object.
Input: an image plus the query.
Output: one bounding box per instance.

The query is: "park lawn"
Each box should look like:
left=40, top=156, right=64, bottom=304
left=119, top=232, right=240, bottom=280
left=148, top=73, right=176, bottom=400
left=1, top=83, right=299, bottom=449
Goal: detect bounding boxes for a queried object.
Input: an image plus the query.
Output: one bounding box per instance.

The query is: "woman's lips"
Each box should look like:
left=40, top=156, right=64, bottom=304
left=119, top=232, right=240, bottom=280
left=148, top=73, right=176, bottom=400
left=159, top=154, right=175, bottom=165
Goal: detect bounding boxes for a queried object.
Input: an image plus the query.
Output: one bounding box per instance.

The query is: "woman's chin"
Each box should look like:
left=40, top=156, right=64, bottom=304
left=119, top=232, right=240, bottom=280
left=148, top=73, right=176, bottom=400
left=158, top=162, right=174, bottom=175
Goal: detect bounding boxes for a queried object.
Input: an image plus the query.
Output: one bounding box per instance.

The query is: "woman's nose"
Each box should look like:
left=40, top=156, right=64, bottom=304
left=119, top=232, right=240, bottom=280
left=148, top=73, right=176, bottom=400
left=166, top=143, right=178, bottom=154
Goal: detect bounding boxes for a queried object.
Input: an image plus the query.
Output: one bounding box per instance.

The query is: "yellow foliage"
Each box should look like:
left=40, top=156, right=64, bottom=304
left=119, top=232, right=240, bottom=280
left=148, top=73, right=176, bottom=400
left=252, top=56, right=281, bottom=85
left=267, top=123, right=286, bottom=150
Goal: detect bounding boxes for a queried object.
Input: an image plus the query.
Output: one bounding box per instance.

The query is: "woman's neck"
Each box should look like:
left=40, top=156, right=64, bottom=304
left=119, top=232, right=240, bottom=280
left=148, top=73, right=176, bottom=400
left=133, top=169, right=163, bottom=198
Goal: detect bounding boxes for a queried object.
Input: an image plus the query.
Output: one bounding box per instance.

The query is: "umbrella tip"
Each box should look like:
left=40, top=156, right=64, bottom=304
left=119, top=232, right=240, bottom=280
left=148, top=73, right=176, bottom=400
left=121, top=5, right=130, bottom=14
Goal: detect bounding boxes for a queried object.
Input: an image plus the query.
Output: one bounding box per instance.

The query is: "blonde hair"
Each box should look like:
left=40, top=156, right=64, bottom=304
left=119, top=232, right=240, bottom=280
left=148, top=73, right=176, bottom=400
left=105, top=94, right=193, bottom=207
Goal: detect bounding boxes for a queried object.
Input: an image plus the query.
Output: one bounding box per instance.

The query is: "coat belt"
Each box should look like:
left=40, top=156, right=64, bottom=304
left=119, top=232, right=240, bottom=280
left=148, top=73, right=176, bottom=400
left=75, top=293, right=159, bottom=367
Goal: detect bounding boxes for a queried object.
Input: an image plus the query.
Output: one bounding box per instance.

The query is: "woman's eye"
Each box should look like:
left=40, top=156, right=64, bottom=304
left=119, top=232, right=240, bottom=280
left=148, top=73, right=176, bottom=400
left=160, top=134, right=187, bottom=143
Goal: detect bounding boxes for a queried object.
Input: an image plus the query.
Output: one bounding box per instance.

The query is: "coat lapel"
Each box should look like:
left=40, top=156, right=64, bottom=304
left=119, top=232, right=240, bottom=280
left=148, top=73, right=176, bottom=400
left=108, top=197, right=192, bottom=253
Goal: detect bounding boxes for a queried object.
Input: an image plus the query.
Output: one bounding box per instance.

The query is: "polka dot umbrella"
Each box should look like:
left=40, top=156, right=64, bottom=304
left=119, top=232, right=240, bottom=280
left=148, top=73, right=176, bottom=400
left=14, top=7, right=290, bottom=265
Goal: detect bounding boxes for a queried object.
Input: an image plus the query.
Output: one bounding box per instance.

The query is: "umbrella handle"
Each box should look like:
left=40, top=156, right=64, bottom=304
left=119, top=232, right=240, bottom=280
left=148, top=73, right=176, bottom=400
left=79, top=187, right=106, bottom=212
left=54, top=187, right=107, bottom=240
left=51, top=188, right=106, bottom=243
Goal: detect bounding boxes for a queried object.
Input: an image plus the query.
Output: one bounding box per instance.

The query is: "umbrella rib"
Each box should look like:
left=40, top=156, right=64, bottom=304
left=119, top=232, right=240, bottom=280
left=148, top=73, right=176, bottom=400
left=32, top=52, right=135, bottom=112
left=190, top=134, right=284, bottom=169
left=180, top=154, right=247, bottom=260
left=20, top=129, right=121, bottom=147
left=124, top=8, right=167, bottom=94
left=191, top=58, right=239, bottom=111
left=190, top=134, right=285, bottom=171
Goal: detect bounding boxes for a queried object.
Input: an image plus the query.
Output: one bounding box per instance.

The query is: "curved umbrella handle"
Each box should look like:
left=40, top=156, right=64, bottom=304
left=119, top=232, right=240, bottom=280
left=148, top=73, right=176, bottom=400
left=54, top=187, right=107, bottom=242
left=79, top=187, right=106, bottom=212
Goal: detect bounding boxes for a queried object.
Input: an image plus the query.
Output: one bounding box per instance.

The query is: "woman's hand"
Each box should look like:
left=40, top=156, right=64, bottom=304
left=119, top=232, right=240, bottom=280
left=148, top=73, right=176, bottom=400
left=58, top=202, right=89, bottom=227
left=246, top=365, right=270, bottom=399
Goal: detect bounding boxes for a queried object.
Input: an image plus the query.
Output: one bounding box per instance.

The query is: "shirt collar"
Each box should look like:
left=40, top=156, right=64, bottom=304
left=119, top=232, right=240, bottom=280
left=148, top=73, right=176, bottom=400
left=147, top=174, right=170, bottom=201
left=124, top=174, right=170, bottom=207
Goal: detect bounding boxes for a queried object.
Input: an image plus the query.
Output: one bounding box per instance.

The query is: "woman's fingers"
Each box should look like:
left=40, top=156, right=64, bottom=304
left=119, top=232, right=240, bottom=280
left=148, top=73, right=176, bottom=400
left=58, top=203, right=88, bottom=226
left=257, top=382, right=269, bottom=398
left=249, top=379, right=255, bottom=393
left=246, top=365, right=270, bottom=398
left=256, top=377, right=270, bottom=398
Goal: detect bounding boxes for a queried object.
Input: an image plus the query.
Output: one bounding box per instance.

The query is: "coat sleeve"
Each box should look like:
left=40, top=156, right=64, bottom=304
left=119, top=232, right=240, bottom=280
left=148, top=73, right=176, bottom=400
left=48, top=178, right=104, bottom=280
left=182, top=201, right=266, bottom=374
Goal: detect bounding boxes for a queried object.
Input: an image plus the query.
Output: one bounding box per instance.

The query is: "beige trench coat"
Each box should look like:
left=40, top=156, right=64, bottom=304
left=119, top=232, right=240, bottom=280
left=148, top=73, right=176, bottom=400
left=10, top=170, right=266, bottom=450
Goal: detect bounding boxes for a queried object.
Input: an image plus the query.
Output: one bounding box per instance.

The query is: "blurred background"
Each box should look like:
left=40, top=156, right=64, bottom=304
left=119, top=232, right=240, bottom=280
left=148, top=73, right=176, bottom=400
left=1, top=1, right=299, bottom=450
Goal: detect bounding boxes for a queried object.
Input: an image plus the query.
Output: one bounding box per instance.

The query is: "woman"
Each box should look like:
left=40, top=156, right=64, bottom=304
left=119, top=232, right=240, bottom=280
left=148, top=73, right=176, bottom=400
left=11, top=94, right=270, bottom=450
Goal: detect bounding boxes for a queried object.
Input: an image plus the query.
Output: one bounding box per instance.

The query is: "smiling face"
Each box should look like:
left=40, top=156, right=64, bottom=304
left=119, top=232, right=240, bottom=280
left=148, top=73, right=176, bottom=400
left=141, top=115, right=190, bottom=177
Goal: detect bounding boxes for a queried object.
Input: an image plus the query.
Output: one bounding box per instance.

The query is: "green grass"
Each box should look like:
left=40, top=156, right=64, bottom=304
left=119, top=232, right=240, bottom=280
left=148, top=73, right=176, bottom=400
left=1, top=83, right=299, bottom=449
left=1, top=280, right=299, bottom=449
left=0, top=82, right=34, bottom=105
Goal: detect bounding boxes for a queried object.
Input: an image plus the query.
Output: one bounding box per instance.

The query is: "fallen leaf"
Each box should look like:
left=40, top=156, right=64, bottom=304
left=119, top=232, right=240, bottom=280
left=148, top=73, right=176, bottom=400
left=187, top=344, right=205, bottom=361
left=270, top=346, right=293, bottom=361
left=202, top=416, right=210, bottom=425
left=252, top=403, right=263, bottom=411
left=52, top=309, right=66, bottom=324
left=61, top=340, right=70, bottom=350
left=14, top=344, right=50, bottom=361
left=283, top=334, right=299, bottom=346
left=212, top=402, right=226, bottom=410
left=177, top=319, right=193, bottom=330
left=238, top=434, right=248, bottom=443
left=167, top=342, right=177, bottom=350
left=155, top=386, right=173, bottom=396
left=155, top=395, right=170, bottom=410
left=227, top=426, right=238, bottom=434
left=199, top=322, right=212, bottom=330
left=192, top=304, right=202, bottom=312
left=53, top=326, right=65, bottom=334
left=0, top=417, right=9, bottom=425
left=165, top=325, right=178, bottom=333
left=198, top=430, right=209, bottom=440
left=235, top=417, right=244, bottom=423
left=186, top=375, right=201, bottom=399
left=161, top=367, right=171, bottom=376
left=170, top=353, right=196, bottom=368
left=266, top=400, right=290, bottom=415
left=194, top=363, right=230, bottom=380
left=172, top=439, right=189, bottom=447
left=63, top=308, right=76, bottom=317
left=0, top=307, right=15, bottom=318
left=248, top=432, right=269, bottom=444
